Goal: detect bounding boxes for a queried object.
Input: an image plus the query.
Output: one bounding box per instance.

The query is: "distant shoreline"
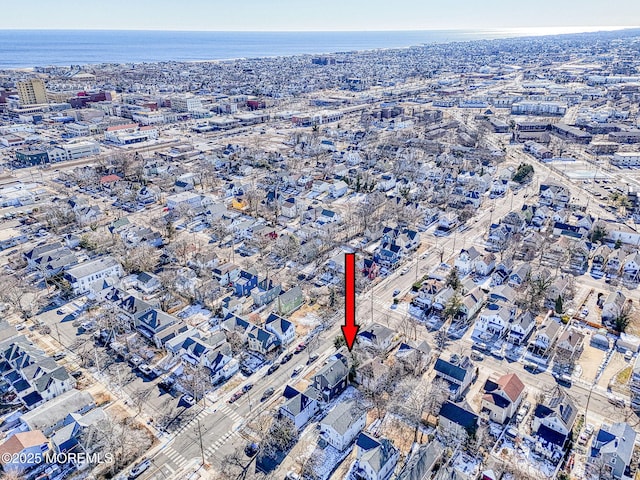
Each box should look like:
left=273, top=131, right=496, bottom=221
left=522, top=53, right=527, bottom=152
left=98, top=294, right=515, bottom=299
left=0, top=26, right=638, bottom=70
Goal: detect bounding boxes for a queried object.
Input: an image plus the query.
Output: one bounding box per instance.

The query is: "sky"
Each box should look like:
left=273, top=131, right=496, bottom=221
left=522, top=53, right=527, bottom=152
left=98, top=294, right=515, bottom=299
left=1, top=0, right=639, bottom=31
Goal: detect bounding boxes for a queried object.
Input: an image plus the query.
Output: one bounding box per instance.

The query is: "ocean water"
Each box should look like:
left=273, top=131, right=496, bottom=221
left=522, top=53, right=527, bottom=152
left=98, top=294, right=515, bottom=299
left=0, top=29, right=520, bottom=69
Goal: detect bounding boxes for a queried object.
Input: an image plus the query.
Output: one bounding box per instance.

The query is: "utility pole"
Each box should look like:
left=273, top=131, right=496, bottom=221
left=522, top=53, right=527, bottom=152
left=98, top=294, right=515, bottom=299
left=196, top=418, right=206, bottom=467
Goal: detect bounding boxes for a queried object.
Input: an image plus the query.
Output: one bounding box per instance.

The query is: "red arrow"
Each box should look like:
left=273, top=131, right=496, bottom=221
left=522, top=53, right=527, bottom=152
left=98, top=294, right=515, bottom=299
left=341, top=252, right=359, bottom=351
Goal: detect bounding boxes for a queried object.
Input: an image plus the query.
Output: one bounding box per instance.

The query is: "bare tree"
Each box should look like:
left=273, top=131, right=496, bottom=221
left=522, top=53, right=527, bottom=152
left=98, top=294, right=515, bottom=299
left=80, top=416, right=153, bottom=477
left=0, top=272, right=44, bottom=321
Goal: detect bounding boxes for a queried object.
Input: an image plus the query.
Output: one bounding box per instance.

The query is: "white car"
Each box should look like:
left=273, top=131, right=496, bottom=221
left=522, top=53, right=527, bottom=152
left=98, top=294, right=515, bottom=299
left=400, top=266, right=410, bottom=275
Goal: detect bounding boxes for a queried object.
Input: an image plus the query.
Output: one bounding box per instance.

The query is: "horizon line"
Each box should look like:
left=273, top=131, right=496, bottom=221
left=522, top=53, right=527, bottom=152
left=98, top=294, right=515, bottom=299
left=0, top=25, right=638, bottom=33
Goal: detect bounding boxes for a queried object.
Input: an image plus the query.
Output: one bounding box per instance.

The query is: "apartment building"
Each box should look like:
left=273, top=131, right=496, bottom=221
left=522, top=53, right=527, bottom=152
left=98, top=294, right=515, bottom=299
left=17, top=78, right=48, bottom=105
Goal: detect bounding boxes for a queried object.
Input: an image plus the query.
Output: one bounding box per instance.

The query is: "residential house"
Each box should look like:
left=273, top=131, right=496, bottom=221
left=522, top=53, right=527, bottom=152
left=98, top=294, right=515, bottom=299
left=622, top=252, right=640, bottom=281
left=265, top=313, right=295, bottom=345
left=281, top=197, right=298, bottom=218
left=544, top=276, right=570, bottom=310
left=394, top=341, right=432, bottom=374
left=460, top=288, right=484, bottom=322
left=481, top=373, right=525, bottom=424
left=502, top=211, right=527, bottom=233
left=352, top=433, right=400, bottom=480
left=507, top=311, right=536, bottom=345
left=528, top=317, right=562, bottom=357
left=539, top=182, right=570, bottom=208
left=591, top=245, right=611, bottom=271
left=19, top=389, right=95, bottom=436
left=473, top=253, right=496, bottom=277
left=433, top=355, right=476, bottom=401
left=0, top=335, right=75, bottom=409
left=0, top=431, right=49, bottom=473
left=602, top=291, right=627, bottom=326
left=454, top=247, right=482, bottom=275
left=280, top=386, right=319, bottom=430
left=64, top=256, right=123, bottom=295
left=358, top=323, right=395, bottom=351
left=606, top=249, right=625, bottom=276
left=136, top=271, right=161, bottom=294
left=589, top=422, right=637, bottom=480
left=24, top=242, right=78, bottom=278
left=246, top=325, right=279, bottom=354
left=412, top=280, right=442, bottom=310
left=474, top=303, right=514, bottom=338
left=330, top=180, right=348, bottom=198
left=554, top=329, right=585, bottom=364
left=320, top=400, right=367, bottom=451
left=134, top=307, right=186, bottom=348
left=51, top=407, right=107, bottom=454
left=492, top=259, right=515, bottom=287
left=396, top=441, right=444, bottom=480
left=630, top=355, right=640, bottom=409
left=277, top=286, right=304, bottom=315
left=508, top=263, right=532, bottom=288
left=312, top=354, right=349, bottom=402
left=212, top=262, right=241, bottom=285
left=486, top=223, right=512, bottom=252
left=438, top=401, right=478, bottom=439
left=532, top=389, right=577, bottom=458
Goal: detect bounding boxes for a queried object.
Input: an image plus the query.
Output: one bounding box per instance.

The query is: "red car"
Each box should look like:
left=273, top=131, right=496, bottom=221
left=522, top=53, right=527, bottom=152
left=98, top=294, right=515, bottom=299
left=228, top=391, right=244, bottom=403
left=294, top=342, right=306, bottom=353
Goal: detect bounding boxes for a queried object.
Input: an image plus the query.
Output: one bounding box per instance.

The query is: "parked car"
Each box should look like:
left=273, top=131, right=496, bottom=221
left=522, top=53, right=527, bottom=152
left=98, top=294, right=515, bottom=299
left=228, top=391, right=244, bottom=404
left=307, top=353, right=319, bottom=365
left=292, top=365, right=304, bottom=377
left=52, top=352, right=66, bottom=361
left=181, top=394, right=196, bottom=407
left=128, top=459, right=151, bottom=479
left=280, top=353, right=293, bottom=364
left=267, top=364, right=280, bottom=375
left=294, top=342, right=306, bottom=353
left=261, top=387, right=275, bottom=402
left=393, top=289, right=401, bottom=296
left=242, top=383, right=254, bottom=393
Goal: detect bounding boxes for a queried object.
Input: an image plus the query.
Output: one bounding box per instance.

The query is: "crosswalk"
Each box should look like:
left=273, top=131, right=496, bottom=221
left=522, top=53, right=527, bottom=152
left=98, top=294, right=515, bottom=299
left=217, top=403, right=243, bottom=423
left=204, top=430, right=238, bottom=460
left=163, top=445, right=189, bottom=470
left=162, top=404, right=243, bottom=468
left=173, top=407, right=211, bottom=436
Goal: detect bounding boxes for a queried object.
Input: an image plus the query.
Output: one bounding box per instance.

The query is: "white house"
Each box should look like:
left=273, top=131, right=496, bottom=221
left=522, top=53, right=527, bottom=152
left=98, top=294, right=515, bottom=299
left=508, top=311, right=536, bottom=345
left=64, top=256, right=123, bottom=295
left=280, top=388, right=319, bottom=430
left=454, top=247, right=482, bottom=275
left=320, top=401, right=367, bottom=451
left=474, top=303, right=513, bottom=337
left=265, top=313, right=295, bottom=345
left=166, top=192, right=203, bottom=210
left=474, top=253, right=496, bottom=277
left=353, top=433, right=400, bottom=480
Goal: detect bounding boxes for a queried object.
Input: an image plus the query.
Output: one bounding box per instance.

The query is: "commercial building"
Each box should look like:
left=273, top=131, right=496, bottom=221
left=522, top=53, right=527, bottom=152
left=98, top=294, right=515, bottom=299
left=104, top=123, right=158, bottom=145
left=612, top=152, right=640, bottom=167
left=171, top=95, right=203, bottom=112
left=511, top=101, right=567, bottom=116
left=17, top=79, right=48, bottom=105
